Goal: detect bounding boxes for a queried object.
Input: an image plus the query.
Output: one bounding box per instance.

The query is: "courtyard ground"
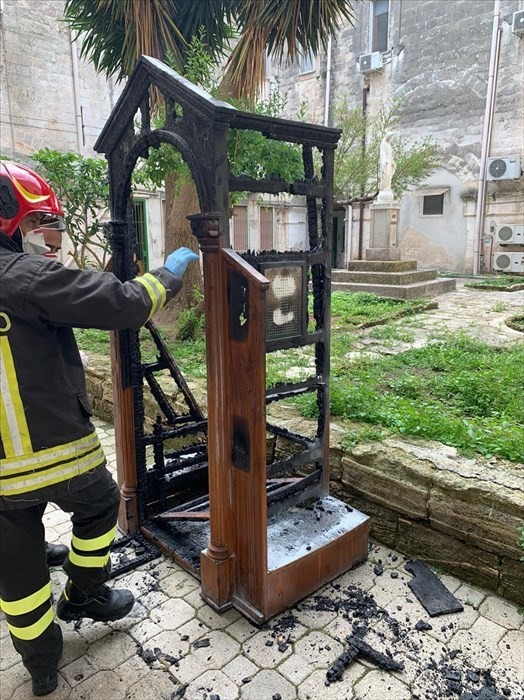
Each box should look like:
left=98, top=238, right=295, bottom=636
left=1, top=282, right=523, bottom=700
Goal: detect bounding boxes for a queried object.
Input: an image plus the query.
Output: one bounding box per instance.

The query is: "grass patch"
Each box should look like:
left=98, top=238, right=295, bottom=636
left=330, top=291, right=430, bottom=328
left=75, top=328, right=110, bottom=355
left=296, top=334, right=524, bottom=462
left=464, top=275, right=524, bottom=291
left=76, top=291, right=524, bottom=463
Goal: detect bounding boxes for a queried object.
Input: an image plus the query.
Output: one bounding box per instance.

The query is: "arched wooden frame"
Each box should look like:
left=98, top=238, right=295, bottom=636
left=95, top=56, right=369, bottom=623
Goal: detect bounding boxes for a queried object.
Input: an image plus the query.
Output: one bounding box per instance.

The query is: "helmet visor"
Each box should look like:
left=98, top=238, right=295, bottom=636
left=38, top=214, right=66, bottom=231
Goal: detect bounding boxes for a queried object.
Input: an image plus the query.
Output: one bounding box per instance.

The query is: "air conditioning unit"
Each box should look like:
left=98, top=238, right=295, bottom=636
left=358, top=52, right=383, bottom=73
left=493, top=252, right=524, bottom=272
left=496, top=224, right=524, bottom=245
left=486, top=156, right=521, bottom=181
left=512, top=10, right=524, bottom=36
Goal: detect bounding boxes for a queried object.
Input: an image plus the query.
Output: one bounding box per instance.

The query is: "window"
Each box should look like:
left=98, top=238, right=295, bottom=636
left=132, top=199, right=148, bottom=273
left=371, top=0, right=389, bottom=53
left=298, top=49, right=315, bottom=75
left=259, top=207, right=274, bottom=249
left=232, top=206, right=248, bottom=250
left=422, top=193, right=445, bottom=216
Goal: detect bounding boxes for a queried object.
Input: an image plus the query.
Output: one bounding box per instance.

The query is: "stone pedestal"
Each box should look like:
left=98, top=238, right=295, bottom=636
left=366, top=197, right=400, bottom=261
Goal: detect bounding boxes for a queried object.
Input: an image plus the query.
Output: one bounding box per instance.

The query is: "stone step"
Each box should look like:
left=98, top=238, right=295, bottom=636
left=331, top=277, right=457, bottom=300
left=347, top=260, right=418, bottom=273
left=333, top=269, right=438, bottom=285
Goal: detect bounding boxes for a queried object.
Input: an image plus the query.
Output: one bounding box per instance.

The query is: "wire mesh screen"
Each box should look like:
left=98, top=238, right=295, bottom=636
left=264, top=264, right=306, bottom=342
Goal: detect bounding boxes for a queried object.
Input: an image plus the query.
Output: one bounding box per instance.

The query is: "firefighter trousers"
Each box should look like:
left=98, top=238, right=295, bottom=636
left=0, top=466, right=120, bottom=679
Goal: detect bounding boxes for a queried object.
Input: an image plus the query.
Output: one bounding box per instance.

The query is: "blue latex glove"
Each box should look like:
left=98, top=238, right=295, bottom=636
left=164, top=247, right=199, bottom=277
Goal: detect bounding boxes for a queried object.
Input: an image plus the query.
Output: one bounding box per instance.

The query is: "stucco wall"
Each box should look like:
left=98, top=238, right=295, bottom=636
left=0, top=0, right=120, bottom=158
left=270, top=0, right=524, bottom=273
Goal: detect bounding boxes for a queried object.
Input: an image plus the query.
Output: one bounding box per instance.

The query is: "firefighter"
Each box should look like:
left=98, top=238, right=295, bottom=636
left=0, top=161, right=199, bottom=696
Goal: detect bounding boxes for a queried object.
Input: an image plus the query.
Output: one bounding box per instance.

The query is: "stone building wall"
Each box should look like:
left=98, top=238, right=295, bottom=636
left=0, top=0, right=120, bottom=158
left=270, top=0, right=524, bottom=273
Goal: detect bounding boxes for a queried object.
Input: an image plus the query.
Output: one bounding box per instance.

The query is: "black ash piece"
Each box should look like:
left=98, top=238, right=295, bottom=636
left=109, top=533, right=161, bottom=578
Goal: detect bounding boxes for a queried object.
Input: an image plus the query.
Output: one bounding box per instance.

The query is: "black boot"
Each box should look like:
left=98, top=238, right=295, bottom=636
left=45, top=542, right=69, bottom=568
left=56, top=580, right=135, bottom=623
left=32, top=672, right=58, bottom=697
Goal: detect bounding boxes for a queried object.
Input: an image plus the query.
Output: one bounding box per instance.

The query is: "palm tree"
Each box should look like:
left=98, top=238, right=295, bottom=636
left=65, top=0, right=355, bottom=101
left=64, top=0, right=355, bottom=303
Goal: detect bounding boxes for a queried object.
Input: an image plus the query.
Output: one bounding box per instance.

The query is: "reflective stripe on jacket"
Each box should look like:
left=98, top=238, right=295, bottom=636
left=0, top=240, right=182, bottom=505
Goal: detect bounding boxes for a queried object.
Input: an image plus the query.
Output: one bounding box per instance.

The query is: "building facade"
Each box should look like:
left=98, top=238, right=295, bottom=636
left=270, top=0, right=524, bottom=274
left=2, top=0, right=523, bottom=274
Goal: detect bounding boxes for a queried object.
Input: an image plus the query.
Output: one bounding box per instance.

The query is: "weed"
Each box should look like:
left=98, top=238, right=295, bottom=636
left=491, top=301, right=507, bottom=313
left=175, top=306, right=205, bottom=341
left=296, top=334, right=524, bottom=462
left=340, top=426, right=388, bottom=451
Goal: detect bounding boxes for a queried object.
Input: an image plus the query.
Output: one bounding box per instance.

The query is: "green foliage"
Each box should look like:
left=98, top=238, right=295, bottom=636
left=340, top=426, right=388, bottom=451
left=74, top=328, right=109, bottom=354
left=76, top=289, right=524, bottom=464
left=175, top=307, right=205, bottom=341
left=174, top=288, right=205, bottom=341
left=131, top=37, right=211, bottom=191
left=331, top=291, right=427, bottom=328
left=332, top=96, right=439, bottom=201
left=31, top=149, right=110, bottom=269
left=134, top=35, right=303, bottom=191
left=297, top=334, right=524, bottom=462
left=464, top=276, right=524, bottom=290
left=227, top=90, right=303, bottom=182
left=64, top=0, right=232, bottom=82
left=519, top=526, right=524, bottom=562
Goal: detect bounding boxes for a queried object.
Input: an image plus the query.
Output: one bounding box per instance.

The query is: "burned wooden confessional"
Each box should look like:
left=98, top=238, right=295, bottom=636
left=95, top=56, right=369, bottom=623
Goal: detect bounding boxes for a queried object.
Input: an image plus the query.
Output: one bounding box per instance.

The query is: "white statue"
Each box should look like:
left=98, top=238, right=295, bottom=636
left=378, top=133, right=396, bottom=199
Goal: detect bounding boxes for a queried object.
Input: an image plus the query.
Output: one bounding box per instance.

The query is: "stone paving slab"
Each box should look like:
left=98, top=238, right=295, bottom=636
left=1, top=424, right=522, bottom=700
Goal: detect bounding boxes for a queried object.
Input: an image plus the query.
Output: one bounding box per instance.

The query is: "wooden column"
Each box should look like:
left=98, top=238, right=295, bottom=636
left=199, top=233, right=234, bottom=610
left=111, top=331, right=138, bottom=533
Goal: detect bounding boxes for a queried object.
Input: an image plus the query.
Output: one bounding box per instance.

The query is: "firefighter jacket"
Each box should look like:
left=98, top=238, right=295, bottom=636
left=0, top=234, right=182, bottom=509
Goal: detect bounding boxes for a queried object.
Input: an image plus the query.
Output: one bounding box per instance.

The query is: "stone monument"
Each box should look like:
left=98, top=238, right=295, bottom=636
left=367, top=133, right=401, bottom=261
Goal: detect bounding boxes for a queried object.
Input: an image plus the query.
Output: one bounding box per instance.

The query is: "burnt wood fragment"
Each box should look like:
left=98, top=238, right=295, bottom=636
left=405, top=560, right=464, bottom=617
left=325, top=645, right=360, bottom=683
left=347, top=636, right=404, bottom=671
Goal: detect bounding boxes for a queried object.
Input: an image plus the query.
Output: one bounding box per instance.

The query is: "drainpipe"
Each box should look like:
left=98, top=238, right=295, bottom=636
left=473, top=0, right=501, bottom=275
left=70, top=31, right=85, bottom=155
left=357, top=83, right=370, bottom=259
left=324, top=36, right=333, bottom=126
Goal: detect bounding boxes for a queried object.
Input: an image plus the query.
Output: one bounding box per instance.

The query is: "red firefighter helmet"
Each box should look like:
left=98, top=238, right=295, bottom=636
left=0, top=160, right=64, bottom=237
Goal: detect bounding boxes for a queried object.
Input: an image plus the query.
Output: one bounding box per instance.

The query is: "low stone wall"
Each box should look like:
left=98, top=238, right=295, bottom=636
left=86, top=360, right=524, bottom=605
left=330, top=439, right=523, bottom=606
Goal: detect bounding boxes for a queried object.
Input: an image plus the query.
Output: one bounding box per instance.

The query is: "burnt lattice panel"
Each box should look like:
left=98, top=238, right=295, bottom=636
left=263, top=263, right=307, bottom=344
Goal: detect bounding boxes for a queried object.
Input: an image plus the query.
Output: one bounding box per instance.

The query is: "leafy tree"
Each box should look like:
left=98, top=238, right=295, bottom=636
left=31, top=149, right=110, bottom=269
left=333, top=97, right=440, bottom=203
left=136, top=39, right=303, bottom=192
